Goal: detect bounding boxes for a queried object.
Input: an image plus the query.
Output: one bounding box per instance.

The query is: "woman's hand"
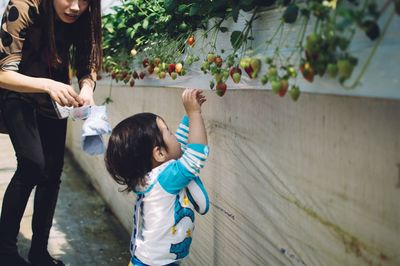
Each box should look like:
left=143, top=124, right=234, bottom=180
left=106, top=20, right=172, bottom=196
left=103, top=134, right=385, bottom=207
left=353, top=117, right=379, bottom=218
left=46, top=80, right=83, bottom=107
left=78, top=85, right=95, bottom=106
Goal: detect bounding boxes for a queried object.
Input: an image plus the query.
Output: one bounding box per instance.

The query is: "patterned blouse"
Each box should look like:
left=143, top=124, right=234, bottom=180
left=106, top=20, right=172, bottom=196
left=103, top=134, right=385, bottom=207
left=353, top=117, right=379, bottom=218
left=0, top=0, right=96, bottom=117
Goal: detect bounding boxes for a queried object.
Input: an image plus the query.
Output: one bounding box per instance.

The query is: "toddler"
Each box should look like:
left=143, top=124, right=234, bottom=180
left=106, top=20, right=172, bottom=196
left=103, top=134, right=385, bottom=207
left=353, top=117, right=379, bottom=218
left=105, top=89, right=209, bottom=265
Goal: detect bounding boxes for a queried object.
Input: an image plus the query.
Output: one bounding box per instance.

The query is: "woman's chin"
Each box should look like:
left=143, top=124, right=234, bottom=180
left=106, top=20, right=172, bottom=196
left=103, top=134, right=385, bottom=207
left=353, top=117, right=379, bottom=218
left=58, top=14, right=78, bottom=24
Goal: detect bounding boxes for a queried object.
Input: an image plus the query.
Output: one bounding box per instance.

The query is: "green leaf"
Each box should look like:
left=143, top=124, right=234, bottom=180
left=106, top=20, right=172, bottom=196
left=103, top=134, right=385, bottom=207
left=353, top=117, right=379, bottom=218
left=189, top=4, right=201, bottom=16
left=232, top=6, right=240, bottom=22
left=240, top=0, right=255, bottom=12
left=105, top=23, right=114, bottom=33
left=283, top=4, right=299, bottom=24
left=178, top=4, right=189, bottom=13
left=142, top=19, right=149, bottom=30
left=130, top=29, right=137, bottom=39
left=117, top=21, right=125, bottom=30
left=164, top=0, right=177, bottom=13
left=230, top=31, right=244, bottom=50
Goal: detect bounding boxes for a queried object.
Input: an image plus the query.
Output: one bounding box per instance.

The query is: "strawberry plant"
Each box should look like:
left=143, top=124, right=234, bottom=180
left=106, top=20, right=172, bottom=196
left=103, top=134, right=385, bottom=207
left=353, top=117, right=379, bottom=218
left=102, top=0, right=398, bottom=101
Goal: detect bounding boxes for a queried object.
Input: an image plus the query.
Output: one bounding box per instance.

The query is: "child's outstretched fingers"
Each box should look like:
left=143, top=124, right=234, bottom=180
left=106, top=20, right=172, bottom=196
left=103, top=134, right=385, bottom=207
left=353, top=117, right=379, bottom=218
left=196, top=90, right=206, bottom=106
left=183, top=89, right=204, bottom=114
left=182, top=88, right=190, bottom=102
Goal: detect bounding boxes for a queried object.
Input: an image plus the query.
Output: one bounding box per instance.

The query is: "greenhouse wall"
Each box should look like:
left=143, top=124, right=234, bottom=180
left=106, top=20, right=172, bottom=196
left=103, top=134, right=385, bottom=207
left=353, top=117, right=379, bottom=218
left=66, top=83, right=400, bottom=266
left=65, top=4, right=400, bottom=265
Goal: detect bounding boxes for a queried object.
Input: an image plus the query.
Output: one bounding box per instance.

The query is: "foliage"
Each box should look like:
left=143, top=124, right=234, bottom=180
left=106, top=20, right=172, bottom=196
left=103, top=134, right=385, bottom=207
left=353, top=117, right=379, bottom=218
left=102, top=0, right=180, bottom=76
left=102, top=0, right=398, bottom=101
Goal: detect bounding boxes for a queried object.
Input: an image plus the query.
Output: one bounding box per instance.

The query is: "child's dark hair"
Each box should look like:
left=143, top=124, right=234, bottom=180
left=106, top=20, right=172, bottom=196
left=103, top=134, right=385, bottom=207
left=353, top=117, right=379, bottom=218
left=105, top=113, right=165, bottom=192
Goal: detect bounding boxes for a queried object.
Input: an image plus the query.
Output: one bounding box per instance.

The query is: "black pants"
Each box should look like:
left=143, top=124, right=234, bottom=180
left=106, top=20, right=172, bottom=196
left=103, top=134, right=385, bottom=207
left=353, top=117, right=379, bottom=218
left=0, top=94, right=67, bottom=255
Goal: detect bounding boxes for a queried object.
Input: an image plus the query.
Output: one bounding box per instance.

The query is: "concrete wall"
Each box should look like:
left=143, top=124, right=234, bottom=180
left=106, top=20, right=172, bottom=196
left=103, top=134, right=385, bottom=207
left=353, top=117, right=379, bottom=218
left=66, top=82, right=400, bottom=266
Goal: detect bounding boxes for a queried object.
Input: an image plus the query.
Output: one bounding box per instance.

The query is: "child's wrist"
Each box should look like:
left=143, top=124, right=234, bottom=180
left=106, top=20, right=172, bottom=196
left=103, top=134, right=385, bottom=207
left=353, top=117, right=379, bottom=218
left=187, top=110, right=202, bottom=116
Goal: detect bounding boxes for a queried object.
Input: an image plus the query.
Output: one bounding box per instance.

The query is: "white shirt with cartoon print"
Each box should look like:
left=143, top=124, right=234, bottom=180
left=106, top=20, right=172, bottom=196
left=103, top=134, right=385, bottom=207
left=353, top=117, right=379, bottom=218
left=130, top=115, right=209, bottom=265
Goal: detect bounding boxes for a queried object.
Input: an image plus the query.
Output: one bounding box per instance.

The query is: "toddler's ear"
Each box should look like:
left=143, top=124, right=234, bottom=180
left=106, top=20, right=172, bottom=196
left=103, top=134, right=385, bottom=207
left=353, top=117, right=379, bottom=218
left=153, top=146, right=167, bottom=163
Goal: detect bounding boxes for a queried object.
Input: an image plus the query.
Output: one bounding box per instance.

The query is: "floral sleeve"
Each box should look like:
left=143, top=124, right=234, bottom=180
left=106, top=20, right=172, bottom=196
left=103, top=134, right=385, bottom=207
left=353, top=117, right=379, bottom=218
left=0, top=0, right=39, bottom=71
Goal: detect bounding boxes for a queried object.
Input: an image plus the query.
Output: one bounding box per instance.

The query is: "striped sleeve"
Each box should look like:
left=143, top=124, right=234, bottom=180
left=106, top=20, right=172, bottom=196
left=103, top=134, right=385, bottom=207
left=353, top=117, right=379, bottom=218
left=175, top=115, right=189, bottom=153
left=158, top=143, right=209, bottom=195
left=0, top=0, right=39, bottom=71
left=186, top=176, right=209, bottom=215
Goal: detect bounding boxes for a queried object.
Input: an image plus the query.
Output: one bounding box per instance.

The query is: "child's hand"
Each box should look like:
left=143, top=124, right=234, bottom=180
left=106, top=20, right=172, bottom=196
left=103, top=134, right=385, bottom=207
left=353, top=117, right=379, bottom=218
left=183, top=89, right=208, bottom=145
left=182, top=89, right=206, bottom=115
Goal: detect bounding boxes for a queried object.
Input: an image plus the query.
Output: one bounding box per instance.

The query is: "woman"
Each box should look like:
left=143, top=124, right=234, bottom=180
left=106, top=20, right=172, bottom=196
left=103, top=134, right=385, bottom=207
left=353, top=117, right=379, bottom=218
left=0, top=0, right=102, bottom=265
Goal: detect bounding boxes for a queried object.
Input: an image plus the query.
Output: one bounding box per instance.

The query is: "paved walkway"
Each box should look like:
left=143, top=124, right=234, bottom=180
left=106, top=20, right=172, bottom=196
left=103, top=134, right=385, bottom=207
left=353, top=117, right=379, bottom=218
left=0, top=134, right=130, bottom=265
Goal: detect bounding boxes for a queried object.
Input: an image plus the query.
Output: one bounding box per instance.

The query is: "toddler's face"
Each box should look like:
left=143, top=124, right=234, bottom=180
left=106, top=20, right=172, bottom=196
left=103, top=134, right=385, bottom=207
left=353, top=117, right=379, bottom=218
left=156, top=117, right=181, bottom=161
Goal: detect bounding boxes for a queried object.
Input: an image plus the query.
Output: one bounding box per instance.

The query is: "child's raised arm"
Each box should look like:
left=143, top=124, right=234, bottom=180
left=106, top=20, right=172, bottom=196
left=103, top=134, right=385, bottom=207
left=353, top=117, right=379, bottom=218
left=182, top=89, right=207, bottom=146
left=175, top=116, right=189, bottom=153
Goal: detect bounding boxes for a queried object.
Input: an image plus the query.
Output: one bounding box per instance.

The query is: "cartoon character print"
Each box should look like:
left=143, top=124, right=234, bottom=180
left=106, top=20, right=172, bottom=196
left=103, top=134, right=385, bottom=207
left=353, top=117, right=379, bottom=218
left=169, top=194, right=194, bottom=259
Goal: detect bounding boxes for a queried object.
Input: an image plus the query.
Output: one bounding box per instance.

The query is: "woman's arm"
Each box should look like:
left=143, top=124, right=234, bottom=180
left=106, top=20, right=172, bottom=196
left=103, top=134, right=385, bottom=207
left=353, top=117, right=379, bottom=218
left=0, top=70, right=82, bottom=107
left=78, top=74, right=96, bottom=106
left=0, top=70, right=50, bottom=93
left=0, top=0, right=81, bottom=106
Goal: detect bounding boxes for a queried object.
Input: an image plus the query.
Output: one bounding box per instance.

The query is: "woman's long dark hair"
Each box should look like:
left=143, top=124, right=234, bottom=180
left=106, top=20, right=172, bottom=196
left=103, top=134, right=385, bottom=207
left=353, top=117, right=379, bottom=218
left=40, top=0, right=102, bottom=71
left=105, top=113, right=166, bottom=192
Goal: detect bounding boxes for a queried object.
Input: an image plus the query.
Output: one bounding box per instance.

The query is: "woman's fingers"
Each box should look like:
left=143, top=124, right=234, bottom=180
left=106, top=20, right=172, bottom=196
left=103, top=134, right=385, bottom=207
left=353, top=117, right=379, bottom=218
left=65, top=85, right=83, bottom=106
left=59, top=95, right=70, bottom=107
left=48, top=83, right=81, bottom=107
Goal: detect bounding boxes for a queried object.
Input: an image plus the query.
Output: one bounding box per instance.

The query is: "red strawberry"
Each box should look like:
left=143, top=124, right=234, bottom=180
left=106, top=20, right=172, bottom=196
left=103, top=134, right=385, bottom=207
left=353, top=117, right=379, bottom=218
left=216, top=82, right=227, bottom=97
left=111, top=71, right=116, bottom=79
left=142, top=58, right=149, bottom=68
left=279, top=79, right=289, bottom=97
left=132, top=71, right=139, bottom=79
left=187, top=36, right=195, bottom=47
left=147, top=66, right=154, bottom=74
left=129, top=78, right=135, bottom=87
left=229, top=67, right=241, bottom=83
left=168, top=63, right=176, bottom=74
left=300, top=62, right=314, bottom=82
left=139, top=72, right=145, bottom=79
left=249, top=58, right=261, bottom=78
left=121, top=71, right=128, bottom=80
left=214, top=56, right=223, bottom=67
left=230, top=67, right=242, bottom=78
left=244, top=65, right=254, bottom=79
